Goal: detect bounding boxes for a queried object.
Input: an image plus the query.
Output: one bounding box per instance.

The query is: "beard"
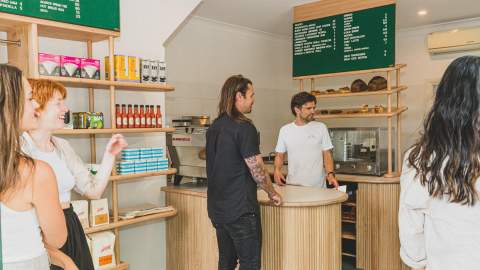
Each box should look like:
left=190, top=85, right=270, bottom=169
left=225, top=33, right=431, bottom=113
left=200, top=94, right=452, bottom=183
left=301, top=114, right=314, bottom=122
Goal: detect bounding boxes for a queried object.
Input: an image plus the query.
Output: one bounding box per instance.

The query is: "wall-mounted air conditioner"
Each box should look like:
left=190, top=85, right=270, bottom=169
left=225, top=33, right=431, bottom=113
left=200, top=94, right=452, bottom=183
left=427, top=27, right=480, bottom=54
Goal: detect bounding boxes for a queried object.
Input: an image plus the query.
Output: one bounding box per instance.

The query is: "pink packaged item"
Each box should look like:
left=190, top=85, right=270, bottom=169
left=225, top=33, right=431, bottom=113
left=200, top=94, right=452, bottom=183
left=81, top=58, right=100, bottom=80
left=60, top=55, right=81, bottom=77
left=38, top=53, right=61, bottom=76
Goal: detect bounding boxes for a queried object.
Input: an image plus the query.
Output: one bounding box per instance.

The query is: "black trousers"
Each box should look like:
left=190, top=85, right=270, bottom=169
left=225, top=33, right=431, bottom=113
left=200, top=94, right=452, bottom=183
left=51, top=206, right=94, bottom=270
left=212, top=213, right=262, bottom=270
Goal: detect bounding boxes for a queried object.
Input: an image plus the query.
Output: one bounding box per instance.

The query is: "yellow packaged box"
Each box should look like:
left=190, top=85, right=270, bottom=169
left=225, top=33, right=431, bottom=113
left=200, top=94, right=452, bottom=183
left=128, top=56, right=140, bottom=82
left=105, top=55, right=129, bottom=81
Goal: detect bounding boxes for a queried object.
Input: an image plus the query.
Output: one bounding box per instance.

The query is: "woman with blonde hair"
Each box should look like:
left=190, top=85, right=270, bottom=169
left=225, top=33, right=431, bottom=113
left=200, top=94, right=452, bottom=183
left=24, top=79, right=127, bottom=270
left=0, top=64, right=68, bottom=269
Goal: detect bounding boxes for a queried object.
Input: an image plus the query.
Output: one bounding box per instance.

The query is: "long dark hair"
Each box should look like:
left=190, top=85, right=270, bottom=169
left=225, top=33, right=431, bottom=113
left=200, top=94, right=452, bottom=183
left=408, top=55, right=480, bottom=205
left=0, top=64, right=34, bottom=197
left=217, top=74, right=252, bottom=122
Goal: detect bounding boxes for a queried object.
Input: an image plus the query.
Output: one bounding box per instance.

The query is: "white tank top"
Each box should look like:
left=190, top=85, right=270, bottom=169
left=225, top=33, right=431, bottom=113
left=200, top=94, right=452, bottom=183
left=22, top=133, right=76, bottom=203
left=1, top=204, right=46, bottom=263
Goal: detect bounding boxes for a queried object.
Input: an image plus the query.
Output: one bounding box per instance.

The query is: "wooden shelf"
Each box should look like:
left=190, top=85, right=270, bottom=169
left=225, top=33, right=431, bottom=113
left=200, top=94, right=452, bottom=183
left=342, top=218, right=356, bottom=224
left=0, top=12, right=119, bottom=42
left=54, top=127, right=175, bottom=135
left=294, top=64, right=406, bottom=80
left=110, top=169, right=177, bottom=182
left=342, top=231, right=356, bottom=240
left=38, top=76, right=175, bottom=92
left=103, top=262, right=128, bottom=270
left=314, top=86, right=407, bottom=98
left=314, top=106, right=407, bottom=120
left=84, top=208, right=177, bottom=234
left=343, top=201, right=356, bottom=207
left=342, top=252, right=356, bottom=258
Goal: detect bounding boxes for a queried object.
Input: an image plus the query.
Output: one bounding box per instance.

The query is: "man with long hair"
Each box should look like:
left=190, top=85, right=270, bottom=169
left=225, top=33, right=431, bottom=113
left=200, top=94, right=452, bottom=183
left=206, top=74, right=282, bottom=270
left=273, top=92, right=338, bottom=189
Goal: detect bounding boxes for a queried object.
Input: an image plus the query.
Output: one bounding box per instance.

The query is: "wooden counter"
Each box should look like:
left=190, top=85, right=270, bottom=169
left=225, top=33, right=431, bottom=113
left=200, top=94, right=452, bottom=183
left=264, top=164, right=408, bottom=270
left=161, top=184, right=347, bottom=270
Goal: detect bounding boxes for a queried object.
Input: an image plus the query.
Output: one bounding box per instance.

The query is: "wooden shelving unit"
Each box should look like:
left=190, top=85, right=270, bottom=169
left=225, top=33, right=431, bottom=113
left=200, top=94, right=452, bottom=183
left=104, top=262, right=129, bottom=270
left=314, top=106, right=407, bottom=119
left=54, top=127, right=176, bottom=135
left=110, top=169, right=177, bottom=182
left=1, top=12, right=176, bottom=269
left=38, top=75, right=175, bottom=92
left=313, top=85, right=407, bottom=98
left=85, top=209, right=177, bottom=234
left=295, top=64, right=408, bottom=268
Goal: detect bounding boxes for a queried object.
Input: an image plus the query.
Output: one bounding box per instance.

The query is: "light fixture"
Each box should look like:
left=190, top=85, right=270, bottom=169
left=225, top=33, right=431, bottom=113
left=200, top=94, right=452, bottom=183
left=417, top=10, right=428, bottom=16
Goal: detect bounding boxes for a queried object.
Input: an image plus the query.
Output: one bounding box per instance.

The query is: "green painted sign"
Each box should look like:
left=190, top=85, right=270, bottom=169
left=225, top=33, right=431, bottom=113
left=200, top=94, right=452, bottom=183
left=0, top=0, right=120, bottom=31
left=293, top=4, right=395, bottom=77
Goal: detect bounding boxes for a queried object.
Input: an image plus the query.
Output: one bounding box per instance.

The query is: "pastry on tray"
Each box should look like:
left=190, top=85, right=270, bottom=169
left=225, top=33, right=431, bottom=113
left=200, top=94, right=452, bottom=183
left=374, top=105, right=386, bottom=113
left=360, top=104, right=369, bottom=113
left=338, top=86, right=351, bottom=93
left=368, top=76, right=388, bottom=91
left=351, top=79, right=368, bottom=92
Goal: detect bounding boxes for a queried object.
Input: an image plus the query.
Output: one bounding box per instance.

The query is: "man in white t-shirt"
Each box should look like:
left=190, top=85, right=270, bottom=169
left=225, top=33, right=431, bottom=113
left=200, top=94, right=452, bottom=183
left=274, top=92, right=338, bottom=188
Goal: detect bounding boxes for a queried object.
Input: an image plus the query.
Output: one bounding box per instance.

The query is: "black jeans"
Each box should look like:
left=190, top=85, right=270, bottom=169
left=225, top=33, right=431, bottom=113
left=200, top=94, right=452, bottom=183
left=212, top=213, right=262, bottom=270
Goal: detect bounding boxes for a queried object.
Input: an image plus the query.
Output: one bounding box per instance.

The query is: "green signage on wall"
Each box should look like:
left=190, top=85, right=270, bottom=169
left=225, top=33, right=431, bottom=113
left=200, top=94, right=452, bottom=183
left=0, top=0, right=120, bottom=31
left=293, top=4, right=395, bottom=77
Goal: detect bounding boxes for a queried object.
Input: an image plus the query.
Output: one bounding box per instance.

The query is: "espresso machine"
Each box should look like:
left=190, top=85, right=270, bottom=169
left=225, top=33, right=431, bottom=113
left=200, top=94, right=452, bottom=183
left=329, top=127, right=394, bottom=176
left=167, top=116, right=209, bottom=185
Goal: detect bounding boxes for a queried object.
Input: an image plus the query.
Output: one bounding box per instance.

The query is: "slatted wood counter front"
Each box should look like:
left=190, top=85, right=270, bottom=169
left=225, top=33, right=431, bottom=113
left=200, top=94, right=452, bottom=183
left=161, top=184, right=347, bottom=270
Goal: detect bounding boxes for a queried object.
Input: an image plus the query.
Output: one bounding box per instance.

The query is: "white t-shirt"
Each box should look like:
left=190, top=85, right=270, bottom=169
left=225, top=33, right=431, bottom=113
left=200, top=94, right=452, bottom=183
left=275, top=121, right=333, bottom=187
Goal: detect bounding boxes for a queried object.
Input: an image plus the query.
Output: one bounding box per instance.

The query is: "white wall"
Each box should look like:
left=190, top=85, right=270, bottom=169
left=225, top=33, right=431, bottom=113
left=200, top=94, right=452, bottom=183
left=1, top=1, right=201, bottom=270
left=165, top=16, right=296, bottom=154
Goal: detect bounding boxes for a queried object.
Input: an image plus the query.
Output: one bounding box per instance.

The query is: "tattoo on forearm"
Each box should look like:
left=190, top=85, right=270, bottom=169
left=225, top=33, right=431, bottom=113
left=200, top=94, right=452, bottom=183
left=245, top=156, right=276, bottom=197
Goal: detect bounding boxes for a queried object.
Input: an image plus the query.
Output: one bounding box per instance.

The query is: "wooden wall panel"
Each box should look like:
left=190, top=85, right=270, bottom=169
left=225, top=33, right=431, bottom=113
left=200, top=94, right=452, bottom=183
left=294, top=0, right=396, bottom=23
left=356, top=183, right=409, bottom=270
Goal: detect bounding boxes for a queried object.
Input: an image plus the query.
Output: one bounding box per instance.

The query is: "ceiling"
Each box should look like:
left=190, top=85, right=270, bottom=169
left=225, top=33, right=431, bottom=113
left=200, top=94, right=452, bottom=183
left=193, top=0, right=480, bottom=36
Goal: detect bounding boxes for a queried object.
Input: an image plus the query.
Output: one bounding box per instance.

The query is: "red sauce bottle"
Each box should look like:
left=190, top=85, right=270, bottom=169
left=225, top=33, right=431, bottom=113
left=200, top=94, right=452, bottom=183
left=156, top=105, right=162, bottom=128
left=145, top=105, right=151, bottom=128
left=115, top=104, right=122, bottom=128
left=140, top=105, right=146, bottom=128
left=127, top=105, right=134, bottom=128
left=121, top=104, right=128, bottom=128
left=151, top=105, right=156, bottom=128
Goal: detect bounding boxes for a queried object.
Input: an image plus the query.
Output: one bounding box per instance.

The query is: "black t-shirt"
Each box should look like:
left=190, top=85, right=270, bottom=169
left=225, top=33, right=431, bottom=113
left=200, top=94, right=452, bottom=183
left=206, top=114, right=260, bottom=224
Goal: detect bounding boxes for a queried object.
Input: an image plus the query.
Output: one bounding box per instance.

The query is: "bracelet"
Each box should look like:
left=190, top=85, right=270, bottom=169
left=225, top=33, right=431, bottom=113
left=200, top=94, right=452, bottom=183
left=327, top=171, right=336, bottom=178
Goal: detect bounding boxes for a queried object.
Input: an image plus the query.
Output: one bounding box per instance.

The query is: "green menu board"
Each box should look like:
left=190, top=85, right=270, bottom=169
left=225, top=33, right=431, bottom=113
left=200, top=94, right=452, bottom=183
left=293, top=4, right=395, bottom=77
left=0, top=0, right=120, bottom=31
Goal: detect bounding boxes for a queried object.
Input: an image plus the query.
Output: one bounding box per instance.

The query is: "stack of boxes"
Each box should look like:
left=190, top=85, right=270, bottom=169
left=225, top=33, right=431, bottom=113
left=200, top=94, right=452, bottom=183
left=117, top=147, right=168, bottom=175
left=38, top=53, right=100, bottom=79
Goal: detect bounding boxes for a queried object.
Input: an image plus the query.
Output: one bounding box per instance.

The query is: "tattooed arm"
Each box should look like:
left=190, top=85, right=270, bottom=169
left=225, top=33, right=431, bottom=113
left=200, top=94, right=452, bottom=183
left=245, top=155, right=282, bottom=206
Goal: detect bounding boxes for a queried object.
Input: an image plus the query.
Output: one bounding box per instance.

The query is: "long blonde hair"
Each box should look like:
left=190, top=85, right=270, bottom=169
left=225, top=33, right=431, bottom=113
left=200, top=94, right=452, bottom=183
left=0, top=64, right=34, bottom=197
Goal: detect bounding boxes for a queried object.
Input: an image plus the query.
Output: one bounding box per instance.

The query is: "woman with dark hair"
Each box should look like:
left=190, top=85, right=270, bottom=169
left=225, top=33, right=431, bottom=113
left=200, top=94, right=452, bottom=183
left=0, top=64, right=69, bottom=269
left=399, top=55, right=480, bottom=270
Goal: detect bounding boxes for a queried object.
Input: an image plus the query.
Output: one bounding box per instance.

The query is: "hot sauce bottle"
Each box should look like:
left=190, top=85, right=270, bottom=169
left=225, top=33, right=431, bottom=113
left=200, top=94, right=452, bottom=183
left=121, top=104, right=128, bottom=128
left=156, top=105, right=162, bottom=128
left=115, top=104, right=122, bottom=128
left=127, top=105, right=134, bottom=128
left=140, top=105, right=146, bottom=128
left=145, top=105, right=151, bottom=128
left=134, top=105, right=140, bottom=128
left=150, top=105, right=156, bottom=128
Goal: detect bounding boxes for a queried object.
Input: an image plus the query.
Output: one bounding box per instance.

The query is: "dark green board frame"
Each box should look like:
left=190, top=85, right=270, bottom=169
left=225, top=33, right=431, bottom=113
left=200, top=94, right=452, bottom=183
left=0, top=0, right=120, bottom=31
left=293, top=4, right=395, bottom=77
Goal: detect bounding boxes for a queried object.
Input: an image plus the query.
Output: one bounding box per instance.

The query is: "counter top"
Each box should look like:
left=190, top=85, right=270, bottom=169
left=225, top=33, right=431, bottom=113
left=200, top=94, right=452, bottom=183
left=264, top=164, right=400, bottom=184
left=161, top=183, right=347, bottom=207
